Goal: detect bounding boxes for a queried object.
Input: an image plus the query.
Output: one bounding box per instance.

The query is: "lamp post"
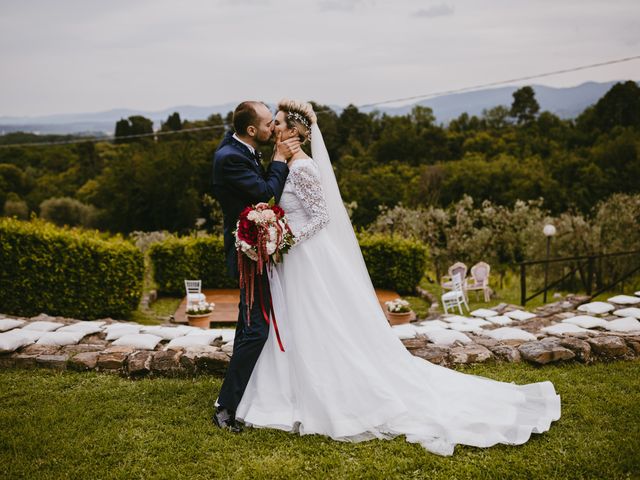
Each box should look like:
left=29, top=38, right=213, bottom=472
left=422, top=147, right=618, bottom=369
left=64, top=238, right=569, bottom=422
left=543, top=224, right=557, bottom=303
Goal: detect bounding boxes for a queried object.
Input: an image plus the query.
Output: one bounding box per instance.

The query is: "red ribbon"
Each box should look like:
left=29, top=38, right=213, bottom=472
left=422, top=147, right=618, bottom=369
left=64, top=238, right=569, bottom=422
left=257, top=275, right=285, bottom=352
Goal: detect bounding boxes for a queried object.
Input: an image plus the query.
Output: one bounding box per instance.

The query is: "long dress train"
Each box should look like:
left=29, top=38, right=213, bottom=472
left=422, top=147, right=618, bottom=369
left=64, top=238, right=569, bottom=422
left=235, top=128, right=560, bottom=456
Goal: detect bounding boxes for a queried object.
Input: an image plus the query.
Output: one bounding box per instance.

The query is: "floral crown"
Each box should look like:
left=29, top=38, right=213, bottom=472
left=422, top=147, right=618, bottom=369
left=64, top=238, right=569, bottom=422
left=286, top=111, right=310, bottom=131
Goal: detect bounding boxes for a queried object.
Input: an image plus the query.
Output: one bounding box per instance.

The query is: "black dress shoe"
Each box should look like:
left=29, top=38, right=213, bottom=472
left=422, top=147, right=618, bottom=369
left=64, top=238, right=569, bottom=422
left=212, top=407, right=243, bottom=433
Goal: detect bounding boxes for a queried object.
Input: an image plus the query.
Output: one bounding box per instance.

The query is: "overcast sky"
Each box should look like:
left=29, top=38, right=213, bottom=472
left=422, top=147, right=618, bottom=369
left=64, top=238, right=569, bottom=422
left=1, top=0, right=638, bottom=117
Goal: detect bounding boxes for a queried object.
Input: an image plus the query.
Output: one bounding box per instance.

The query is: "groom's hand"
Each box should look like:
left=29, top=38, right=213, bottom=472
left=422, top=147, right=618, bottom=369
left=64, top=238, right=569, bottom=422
left=273, top=132, right=301, bottom=162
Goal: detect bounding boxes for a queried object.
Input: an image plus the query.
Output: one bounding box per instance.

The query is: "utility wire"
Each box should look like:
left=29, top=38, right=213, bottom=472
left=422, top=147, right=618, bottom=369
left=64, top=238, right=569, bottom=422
left=1, top=55, right=638, bottom=149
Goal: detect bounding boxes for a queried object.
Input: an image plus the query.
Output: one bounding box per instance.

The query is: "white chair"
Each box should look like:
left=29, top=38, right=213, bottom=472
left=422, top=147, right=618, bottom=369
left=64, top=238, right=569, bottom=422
left=441, top=262, right=468, bottom=293
left=184, top=280, right=206, bottom=309
left=441, top=273, right=469, bottom=315
left=466, top=262, right=491, bottom=302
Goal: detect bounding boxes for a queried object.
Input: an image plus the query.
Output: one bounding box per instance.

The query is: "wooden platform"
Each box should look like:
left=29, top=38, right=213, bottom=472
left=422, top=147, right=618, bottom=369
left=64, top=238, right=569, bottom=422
left=173, top=288, right=407, bottom=325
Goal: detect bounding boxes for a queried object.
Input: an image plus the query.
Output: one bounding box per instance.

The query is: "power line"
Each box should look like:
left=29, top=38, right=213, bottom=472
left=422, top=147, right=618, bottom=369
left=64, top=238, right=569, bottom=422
left=1, top=54, right=638, bottom=149
left=355, top=55, right=640, bottom=109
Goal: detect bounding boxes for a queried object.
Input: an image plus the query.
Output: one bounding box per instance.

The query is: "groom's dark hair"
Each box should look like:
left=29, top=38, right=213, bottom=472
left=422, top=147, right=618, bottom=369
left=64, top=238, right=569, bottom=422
left=233, top=101, right=267, bottom=135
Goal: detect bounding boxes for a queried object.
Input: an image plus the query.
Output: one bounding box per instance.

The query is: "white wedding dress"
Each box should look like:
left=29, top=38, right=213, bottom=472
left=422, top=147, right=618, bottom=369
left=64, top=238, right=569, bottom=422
left=235, top=124, right=561, bottom=456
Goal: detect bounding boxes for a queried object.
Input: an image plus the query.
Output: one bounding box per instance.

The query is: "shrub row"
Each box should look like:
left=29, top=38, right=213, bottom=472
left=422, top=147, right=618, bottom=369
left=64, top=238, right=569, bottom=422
left=148, top=236, right=237, bottom=295
left=0, top=218, right=143, bottom=319
left=149, top=233, right=428, bottom=295
left=357, top=233, right=429, bottom=294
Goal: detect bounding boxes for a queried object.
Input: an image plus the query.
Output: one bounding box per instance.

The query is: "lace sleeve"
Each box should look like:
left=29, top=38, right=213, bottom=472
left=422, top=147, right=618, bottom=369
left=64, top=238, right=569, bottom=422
left=289, top=162, right=329, bottom=243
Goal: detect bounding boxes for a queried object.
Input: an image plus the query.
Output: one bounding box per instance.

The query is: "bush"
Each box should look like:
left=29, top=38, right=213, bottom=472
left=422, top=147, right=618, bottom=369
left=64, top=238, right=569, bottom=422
left=3, top=196, right=29, bottom=219
left=39, top=197, right=98, bottom=228
left=149, top=234, right=428, bottom=295
left=0, top=218, right=143, bottom=319
left=357, top=233, right=429, bottom=294
left=149, top=236, right=236, bottom=295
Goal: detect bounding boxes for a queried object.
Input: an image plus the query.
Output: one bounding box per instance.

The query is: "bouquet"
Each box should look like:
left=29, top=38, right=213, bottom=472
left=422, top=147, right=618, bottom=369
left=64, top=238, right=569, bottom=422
left=234, top=198, right=294, bottom=352
left=234, top=198, right=295, bottom=268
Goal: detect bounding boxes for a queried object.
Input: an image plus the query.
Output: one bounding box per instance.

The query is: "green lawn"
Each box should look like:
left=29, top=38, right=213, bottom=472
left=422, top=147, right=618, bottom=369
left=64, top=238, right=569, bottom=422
left=1, top=362, right=638, bottom=479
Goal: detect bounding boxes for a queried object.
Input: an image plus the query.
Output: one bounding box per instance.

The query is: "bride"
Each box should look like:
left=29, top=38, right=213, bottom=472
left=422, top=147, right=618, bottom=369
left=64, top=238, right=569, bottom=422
left=235, top=99, right=561, bottom=456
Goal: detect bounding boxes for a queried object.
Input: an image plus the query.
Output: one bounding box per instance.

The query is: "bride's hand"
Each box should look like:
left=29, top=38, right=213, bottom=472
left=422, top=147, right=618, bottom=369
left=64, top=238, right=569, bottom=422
left=273, top=131, right=301, bottom=162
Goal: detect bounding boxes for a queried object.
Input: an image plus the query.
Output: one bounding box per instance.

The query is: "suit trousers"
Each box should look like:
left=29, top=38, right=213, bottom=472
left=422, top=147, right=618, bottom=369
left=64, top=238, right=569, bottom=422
left=217, top=271, right=271, bottom=412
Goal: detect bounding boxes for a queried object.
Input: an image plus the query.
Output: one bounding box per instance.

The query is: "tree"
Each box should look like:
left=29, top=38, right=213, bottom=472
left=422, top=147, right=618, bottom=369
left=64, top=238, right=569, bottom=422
left=162, top=112, right=183, bottom=132
left=577, top=81, right=640, bottom=134
left=114, top=115, right=154, bottom=143
left=510, top=86, right=540, bottom=125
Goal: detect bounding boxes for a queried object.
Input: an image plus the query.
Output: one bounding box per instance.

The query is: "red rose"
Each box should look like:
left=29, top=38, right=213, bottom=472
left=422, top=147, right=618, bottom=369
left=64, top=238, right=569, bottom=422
left=272, top=205, right=284, bottom=218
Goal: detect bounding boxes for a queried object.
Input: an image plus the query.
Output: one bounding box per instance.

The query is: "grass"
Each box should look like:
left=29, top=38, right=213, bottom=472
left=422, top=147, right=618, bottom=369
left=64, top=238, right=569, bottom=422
left=1, top=362, right=638, bottom=479
left=129, top=296, right=182, bottom=326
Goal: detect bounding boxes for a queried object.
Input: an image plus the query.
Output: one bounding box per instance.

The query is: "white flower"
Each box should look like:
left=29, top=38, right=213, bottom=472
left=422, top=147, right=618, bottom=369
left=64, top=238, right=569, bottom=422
left=385, top=298, right=411, bottom=313
left=266, top=241, right=277, bottom=255
left=247, top=211, right=259, bottom=222
left=262, top=209, right=276, bottom=223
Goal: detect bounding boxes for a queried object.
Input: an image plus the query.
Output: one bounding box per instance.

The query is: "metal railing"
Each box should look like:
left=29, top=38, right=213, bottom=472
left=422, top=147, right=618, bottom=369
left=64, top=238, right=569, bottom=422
left=518, top=250, right=640, bottom=306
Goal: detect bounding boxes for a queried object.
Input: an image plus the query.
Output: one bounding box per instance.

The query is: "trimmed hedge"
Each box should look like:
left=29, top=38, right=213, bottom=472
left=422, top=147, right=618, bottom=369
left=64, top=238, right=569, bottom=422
left=0, top=218, right=143, bottom=319
left=149, top=233, right=428, bottom=295
left=357, top=232, right=428, bottom=294
left=148, top=236, right=237, bottom=295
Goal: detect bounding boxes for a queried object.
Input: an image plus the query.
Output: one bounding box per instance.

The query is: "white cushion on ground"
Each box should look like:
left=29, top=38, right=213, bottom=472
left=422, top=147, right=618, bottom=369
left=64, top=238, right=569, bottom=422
left=0, top=330, right=39, bottom=352
left=36, top=331, right=86, bottom=346
left=441, top=315, right=471, bottom=324
left=166, top=334, right=214, bottom=350
left=504, top=310, right=537, bottom=321
left=112, top=333, right=163, bottom=350
left=414, top=325, right=448, bottom=335
left=577, top=302, right=614, bottom=315
left=603, top=317, right=640, bottom=333
left=0, top=319, right=26, bottom=332
left=141, top=326, right=186, bottom=340
left=607, top=295, right=640, bottom=305
left=448, top=323, right=482, bottom=333
left=9, top=330, right=46, bottom=342
left=462, top=317, right=492, bottom=328
left=57, top=323, right=103, bottom=335
left=613, top=307, right=640, bottom=318
left=188, top=328, right=235, bottom=343
left=470, top=308, right=498, bottom=318
left=418, top=320, right=449, bottom=329
left=187, top=328, right=236, bottom=343
left=425, top=329, right=471, bottom=345
left=541, top=323, right=590, bottom=335
left=562, top=315, right=609, bottom=329
left=483, top=327, right=537, bottom=342
left=174, top=325, right=205, bottom=334
left=391, top=324, right=417, bottom=340
left=22, top=321, right=64, bottom=332
left=105, top=324, right=141, bottom=340
left=486, top=315, right=513, bottom=326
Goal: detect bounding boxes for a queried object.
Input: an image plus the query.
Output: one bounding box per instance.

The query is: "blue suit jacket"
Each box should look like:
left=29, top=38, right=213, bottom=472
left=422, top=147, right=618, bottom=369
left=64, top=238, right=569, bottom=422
left=212, top=131, right=289, bottom=279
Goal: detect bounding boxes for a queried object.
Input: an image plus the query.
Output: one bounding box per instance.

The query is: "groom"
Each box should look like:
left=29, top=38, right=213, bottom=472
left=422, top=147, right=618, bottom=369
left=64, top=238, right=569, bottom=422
left=211, top=101, right=300, bottom=432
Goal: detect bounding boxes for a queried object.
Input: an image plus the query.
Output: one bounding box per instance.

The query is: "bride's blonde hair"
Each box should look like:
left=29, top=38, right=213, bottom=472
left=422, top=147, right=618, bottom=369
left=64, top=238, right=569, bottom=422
left=277, top=99, right=316, bottom=144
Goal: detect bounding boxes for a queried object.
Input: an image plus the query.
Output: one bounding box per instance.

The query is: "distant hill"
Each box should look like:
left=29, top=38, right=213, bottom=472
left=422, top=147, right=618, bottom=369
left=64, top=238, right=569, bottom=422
left=366, top=81, right=636, bottom=122
left=0, top=81, right=637, bottom=135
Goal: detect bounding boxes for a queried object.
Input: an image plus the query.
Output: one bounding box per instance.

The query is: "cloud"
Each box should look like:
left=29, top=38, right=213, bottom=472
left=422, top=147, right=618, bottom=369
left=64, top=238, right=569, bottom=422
left=413, top=3, right=454, bottom=18
left=318, top=0, right=374, bottom=13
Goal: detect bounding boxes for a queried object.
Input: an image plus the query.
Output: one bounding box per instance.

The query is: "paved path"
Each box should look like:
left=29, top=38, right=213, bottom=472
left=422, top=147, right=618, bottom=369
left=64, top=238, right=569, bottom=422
left=173, top=288, right=406, bottom=325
